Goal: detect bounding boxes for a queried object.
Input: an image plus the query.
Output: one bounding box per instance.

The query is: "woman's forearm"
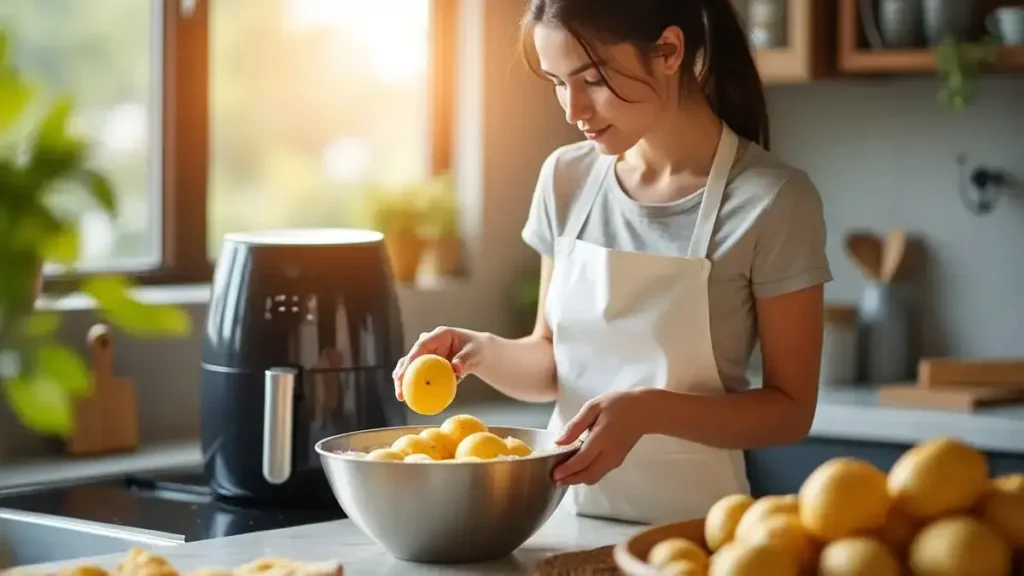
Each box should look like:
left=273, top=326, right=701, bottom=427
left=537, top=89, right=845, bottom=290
left=639, top=386, right=817, bottom=449
left=472, top=333, right=558, bottom=403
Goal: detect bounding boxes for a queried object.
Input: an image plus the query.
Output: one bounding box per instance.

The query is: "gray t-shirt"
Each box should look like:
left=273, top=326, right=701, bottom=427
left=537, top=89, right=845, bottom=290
left=521, top=138, right=833, bottom=392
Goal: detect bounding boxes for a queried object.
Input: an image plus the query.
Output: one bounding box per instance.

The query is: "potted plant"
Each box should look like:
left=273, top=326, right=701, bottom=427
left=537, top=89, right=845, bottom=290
left=420, top=172, right=464, bottom=277
left=0, top=29, right=191, bottom=437
left=361, top=183, right=427, bottom=283
left=933, top=34, right=999, bottom=112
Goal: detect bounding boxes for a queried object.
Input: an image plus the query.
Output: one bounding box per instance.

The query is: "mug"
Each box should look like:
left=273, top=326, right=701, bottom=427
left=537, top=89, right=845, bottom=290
left=987, top=5, right=1024, bottom=46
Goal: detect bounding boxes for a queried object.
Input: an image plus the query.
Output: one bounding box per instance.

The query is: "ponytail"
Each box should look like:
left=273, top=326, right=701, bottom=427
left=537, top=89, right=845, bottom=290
left=702, top=0, right=770, bottom=150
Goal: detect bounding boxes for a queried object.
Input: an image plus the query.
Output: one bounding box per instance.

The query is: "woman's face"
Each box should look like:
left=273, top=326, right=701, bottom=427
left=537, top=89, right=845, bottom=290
left=533, top=23, right=678, bottom=155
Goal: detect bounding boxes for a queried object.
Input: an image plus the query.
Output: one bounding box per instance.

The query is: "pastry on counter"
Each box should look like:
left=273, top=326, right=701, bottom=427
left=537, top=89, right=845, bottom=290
left=1, top=548, right=343, bottom=576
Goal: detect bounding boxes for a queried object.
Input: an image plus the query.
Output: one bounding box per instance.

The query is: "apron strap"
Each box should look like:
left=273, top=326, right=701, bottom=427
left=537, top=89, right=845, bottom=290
left=562, top=152, right=614, bottom=241
left=687, top=125, right=739, bottom=259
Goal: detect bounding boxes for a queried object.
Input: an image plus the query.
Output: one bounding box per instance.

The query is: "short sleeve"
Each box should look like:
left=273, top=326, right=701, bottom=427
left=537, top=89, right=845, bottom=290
left=751, top=171, right=833, bottom=299
left=520, top=150, right=561, bottom=258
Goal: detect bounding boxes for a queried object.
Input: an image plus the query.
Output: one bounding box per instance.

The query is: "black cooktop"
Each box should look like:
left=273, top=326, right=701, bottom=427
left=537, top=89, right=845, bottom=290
left=0, top=470, right=346, bottom=542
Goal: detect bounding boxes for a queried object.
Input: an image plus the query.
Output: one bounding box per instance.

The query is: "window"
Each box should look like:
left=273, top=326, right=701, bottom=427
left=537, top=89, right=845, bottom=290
left=4, top=0, right=456, bottom=287
left=1, top=0, right=160, bottom=274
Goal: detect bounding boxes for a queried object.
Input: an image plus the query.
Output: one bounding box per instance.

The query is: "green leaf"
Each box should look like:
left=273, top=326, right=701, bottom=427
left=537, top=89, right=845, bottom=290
left=0, top=30, right=8, bottom=66
left=35, top=95, right=74, bottom=149
left=75, top=168, right=116, bottom=214
left=35, top=342, right=91, bottom=396
left=29, top=95, right=84, bottom=178
left=41, top=223, right=80, bottom=266
left=0, top=69, right=32, bottom=135
left=2, top=373, right=73, bottom=436
left=82, top=275, right=192, bottom=337
left=23, top=312, right=61, bottom=339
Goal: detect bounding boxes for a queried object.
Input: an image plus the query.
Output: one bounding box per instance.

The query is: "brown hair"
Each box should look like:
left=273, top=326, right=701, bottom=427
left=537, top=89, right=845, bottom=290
left=520, top=0, right=770, bottom=151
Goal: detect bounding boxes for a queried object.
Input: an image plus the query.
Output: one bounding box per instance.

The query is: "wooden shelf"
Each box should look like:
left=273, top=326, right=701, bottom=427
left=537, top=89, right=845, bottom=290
left=839, top=45, right=1024, bottom=75
left=747, top=0, right=834, bottom=85
left=837, top=0, right=1024, bottom=75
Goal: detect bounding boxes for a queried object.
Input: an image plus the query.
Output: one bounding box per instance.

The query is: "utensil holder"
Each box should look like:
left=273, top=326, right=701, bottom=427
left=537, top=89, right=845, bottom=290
left=857, top=281, right=912, bottom=384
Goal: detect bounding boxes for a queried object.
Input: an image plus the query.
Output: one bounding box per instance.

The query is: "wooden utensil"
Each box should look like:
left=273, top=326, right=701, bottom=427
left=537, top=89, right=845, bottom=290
left=845, top=232, right=883, bottom=281
left=879, top=227, right=907, bottom=283
left=65, top=323, right=140, bottom=456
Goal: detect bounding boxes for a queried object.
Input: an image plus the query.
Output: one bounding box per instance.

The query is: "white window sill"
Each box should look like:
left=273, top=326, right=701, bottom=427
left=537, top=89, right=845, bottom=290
left=34, top=275, right=470, bottom=312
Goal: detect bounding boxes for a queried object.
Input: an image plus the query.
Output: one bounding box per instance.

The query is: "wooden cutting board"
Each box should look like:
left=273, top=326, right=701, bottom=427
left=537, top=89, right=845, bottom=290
left=917, top=358, right=1024, bottom=389
left=877, top=383, right=1024, bottom=412
left=65, top=324, right=140, bottom=456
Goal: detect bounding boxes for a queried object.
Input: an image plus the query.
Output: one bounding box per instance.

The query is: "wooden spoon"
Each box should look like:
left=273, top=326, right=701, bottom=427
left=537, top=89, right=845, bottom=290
left=880, top=228, right=907, bottom=284
left=845, top=232, right=882, bottom=281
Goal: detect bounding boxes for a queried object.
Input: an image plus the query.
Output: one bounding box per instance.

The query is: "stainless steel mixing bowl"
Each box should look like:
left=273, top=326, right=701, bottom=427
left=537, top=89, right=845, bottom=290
left=315, top=425, right=579, bottom=564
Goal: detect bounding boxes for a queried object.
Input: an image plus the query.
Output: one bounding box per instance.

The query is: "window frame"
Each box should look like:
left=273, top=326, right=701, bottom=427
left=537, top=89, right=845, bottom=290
left=44, top=0, right=457, bottom=292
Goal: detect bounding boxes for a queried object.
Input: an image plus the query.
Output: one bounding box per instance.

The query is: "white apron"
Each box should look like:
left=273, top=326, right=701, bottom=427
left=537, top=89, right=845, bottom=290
left=545, top=124, right=750, bottom=525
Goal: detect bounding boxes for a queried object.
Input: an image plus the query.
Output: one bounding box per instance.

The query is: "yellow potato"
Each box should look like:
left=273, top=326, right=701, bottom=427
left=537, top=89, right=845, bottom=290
left=440, top=414, right=488, bottom=446
left=391, top=434, right=446, bottom=460
left=818, top=537, right=901, bottom=576
left=708, top=540, right=796, bottom=576
left=704, top=493, right=755, bottom=552
left=403, top=453, right=435, bottom=463
left=733, top=494, right=797, bottom=541
left=504, top=436, right=533, bottom=457
left=908, top=515, right=1011, bottom=576
left=887, top=437, right=989, bottom=520
left=401, top=354, right=457, bottom=415
left=659, top=559, right=704, bottom=576
left=646, top=537, right=708, bottom=570
left=455, top=432, right=509, bottom=460
left=739, top=513, right=815, bottom=572
left=798, top=458, right=891, bottom=540
left=364, top=448, right=404, bottom=461
left=419, top=427, right=457, bottom=459
left=975, top=473, right=1024, bottom=549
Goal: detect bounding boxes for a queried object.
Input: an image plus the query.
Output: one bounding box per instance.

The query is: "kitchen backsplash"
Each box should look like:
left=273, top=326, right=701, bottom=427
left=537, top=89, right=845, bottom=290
left=2, top=75, right=1023, bottom=463
left=766, top=75, right=1024, bottom=360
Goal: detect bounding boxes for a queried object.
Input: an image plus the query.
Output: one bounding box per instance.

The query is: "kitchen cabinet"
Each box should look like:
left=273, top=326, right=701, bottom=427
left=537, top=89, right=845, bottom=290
left=836, top=0, right=1024, bottom=75
left=736, top=0, right=836, bottom=84
left=745, top=437, right=1024, bottom=497
left=736, top=0, right=1024, bottom=85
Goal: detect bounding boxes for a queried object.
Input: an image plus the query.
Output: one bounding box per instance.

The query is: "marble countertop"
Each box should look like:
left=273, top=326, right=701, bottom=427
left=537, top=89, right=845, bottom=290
left=2, top=381, right=1023, bottom=494
left=7, top=503, right=638, bottom=576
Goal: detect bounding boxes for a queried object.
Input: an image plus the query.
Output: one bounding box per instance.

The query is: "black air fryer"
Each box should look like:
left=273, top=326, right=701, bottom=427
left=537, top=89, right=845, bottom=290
left=200, top=228, right=407, bottom=507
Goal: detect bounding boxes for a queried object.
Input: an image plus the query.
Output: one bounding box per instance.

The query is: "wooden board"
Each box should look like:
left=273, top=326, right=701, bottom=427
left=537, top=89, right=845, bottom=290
left=65, top=324, right=140, bottom=456
left=613, top=518, right=706, bottom=576
left=878, top=384, right=1024, bottom=412
left=918, top=358, right=1024, bottom=389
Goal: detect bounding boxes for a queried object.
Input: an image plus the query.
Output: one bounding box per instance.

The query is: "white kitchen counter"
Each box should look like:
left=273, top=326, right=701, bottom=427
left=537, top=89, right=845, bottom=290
left=2, top=382, right=1023, bottom=495
left=5, top=503, right=637, bottom=576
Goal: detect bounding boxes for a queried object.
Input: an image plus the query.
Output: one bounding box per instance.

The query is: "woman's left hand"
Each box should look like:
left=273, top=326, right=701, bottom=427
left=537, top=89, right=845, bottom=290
left=551, top=390, right=651, bottom=486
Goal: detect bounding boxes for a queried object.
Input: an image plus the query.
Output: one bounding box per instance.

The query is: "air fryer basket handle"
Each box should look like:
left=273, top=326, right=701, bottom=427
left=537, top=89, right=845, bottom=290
left=263, top=367, right=296, bottom=485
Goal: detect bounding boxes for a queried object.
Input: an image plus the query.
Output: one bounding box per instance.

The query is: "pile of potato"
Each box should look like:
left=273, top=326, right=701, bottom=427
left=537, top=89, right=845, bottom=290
left=641, top=436, right=1024, bottom=576
left=348, top=414, right=534, bottom=463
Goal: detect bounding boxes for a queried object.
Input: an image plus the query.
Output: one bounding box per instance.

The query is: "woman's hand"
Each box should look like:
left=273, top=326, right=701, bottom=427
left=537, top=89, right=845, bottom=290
left=551, top=390, right=651, bottom=486
left=392, top=326, right=490, bottom=401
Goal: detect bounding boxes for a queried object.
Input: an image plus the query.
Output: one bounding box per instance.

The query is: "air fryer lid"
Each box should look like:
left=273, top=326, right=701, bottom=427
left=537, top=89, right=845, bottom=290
left=201, top=227, right=403, bottom=372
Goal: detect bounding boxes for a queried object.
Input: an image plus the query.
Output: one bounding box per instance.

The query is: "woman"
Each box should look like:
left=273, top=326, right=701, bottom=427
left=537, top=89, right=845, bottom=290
left=393, top=0, right=831, bottom=525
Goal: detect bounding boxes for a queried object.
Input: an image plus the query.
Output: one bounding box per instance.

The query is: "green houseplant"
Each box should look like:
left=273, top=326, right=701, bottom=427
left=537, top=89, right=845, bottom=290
left=359, top=182, right=428, bottom=283
left=419, top=172, right=464, bottom=277
left=933, top=34, right=1000, bottom=112
left=0, top=30, right=191, bottom=437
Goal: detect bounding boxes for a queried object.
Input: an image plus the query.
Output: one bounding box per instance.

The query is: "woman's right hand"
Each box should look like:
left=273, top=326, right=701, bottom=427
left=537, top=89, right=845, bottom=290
left=392, top=326, right=490, bottom=401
